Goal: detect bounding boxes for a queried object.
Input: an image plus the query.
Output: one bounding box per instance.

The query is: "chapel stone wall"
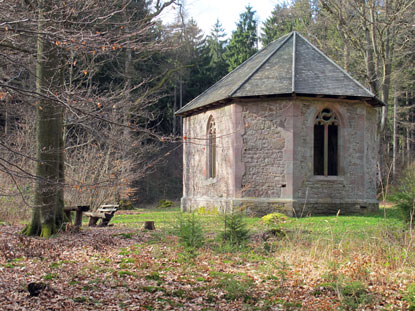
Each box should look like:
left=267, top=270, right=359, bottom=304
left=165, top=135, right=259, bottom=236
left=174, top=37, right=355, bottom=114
left=239, top=100, right=294, bottom=199
left=181, top=105, right=235, bottom=213
left=292, top=99, right=378, bottom=215
left=181, top=98, right=379, bottom=217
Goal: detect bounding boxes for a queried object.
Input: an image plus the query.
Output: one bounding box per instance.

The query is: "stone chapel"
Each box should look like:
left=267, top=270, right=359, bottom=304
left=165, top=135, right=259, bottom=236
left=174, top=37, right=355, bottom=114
left=175, top=32, right=383, bottom=216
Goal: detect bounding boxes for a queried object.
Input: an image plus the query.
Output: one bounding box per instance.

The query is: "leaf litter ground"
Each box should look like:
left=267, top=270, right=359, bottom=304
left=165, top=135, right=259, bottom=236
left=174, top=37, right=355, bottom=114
left=0, top=219, right=412, bottom=310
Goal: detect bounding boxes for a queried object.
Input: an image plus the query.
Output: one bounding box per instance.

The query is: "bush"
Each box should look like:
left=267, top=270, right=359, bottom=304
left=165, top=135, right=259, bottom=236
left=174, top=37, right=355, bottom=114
left=261, top=212, right=289, bottom=240
left=118, top=199, right=134, bottom=210
left=174, top=213, right=204, bottom=250
left=219, top=212, right=250, bottom=246
left=390, top=167, right=415, bottom=224
left=261, top=212, right=289, bottom=226
left=157, top=199, right=174, bottom=209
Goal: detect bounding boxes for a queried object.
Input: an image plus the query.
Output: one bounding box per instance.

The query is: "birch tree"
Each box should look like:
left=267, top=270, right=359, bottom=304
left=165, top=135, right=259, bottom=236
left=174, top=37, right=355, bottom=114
left=320, top=0, right=415, bottom=131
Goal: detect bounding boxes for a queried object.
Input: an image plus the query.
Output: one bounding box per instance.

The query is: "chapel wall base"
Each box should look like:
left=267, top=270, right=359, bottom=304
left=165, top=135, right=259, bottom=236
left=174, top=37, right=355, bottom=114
left=181, top=197, right=379, bottom=218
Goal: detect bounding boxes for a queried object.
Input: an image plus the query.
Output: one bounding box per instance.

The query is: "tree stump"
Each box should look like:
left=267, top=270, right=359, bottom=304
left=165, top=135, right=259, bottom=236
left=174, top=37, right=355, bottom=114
left=28, top=282, right=47, bottom=297
left=144, top=221, right=155, bottom=230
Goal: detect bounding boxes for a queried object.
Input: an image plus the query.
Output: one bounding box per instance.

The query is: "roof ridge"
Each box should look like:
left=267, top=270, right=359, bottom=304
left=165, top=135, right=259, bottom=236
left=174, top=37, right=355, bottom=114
left=291, top=32, right=296, bottom=93
left=229, top=32, right=294, bottom=97
left=295, top=32, right=375, bottom=97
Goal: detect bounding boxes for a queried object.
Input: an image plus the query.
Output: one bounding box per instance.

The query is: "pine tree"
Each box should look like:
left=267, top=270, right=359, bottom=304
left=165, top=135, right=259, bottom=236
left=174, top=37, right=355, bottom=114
left=183, top=19, right=212, bottom=101
left=206, top=19, right=228, bottom=83
left=224, top=5, right=258, bottom=72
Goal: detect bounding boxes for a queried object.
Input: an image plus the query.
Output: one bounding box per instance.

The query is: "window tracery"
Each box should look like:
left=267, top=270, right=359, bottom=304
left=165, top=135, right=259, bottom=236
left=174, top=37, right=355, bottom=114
left=207, top=117, right=216, bottom=178
left=314, top=108, right=338, bottom=176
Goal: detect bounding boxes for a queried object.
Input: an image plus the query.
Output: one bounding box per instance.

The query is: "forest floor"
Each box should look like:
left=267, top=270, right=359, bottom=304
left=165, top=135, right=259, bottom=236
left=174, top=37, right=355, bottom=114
left=0, top=207, right=414, bottom=310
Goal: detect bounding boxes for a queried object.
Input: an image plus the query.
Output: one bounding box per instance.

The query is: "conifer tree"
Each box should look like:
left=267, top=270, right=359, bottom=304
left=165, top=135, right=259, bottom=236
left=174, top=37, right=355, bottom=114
left=260, top=0, right=312, bottom=46
left=206, top=19, right=228, bottom=83
left=224, top=5, right=258, bottom=71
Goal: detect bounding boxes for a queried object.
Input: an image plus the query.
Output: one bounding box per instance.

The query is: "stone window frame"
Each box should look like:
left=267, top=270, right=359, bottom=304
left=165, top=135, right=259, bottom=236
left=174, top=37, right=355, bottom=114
left=206, top=116, right=216, bottom=179
left=313, top=107, right=341, bottom=177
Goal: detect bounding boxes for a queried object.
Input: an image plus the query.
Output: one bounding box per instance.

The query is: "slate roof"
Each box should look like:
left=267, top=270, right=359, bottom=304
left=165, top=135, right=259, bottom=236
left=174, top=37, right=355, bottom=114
left=175, top=31, right=383, bottom=116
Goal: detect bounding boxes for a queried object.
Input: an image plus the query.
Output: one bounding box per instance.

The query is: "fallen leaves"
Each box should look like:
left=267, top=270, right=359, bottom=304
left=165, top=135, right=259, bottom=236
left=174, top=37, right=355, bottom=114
left=0, top=222, right=412, bottom=310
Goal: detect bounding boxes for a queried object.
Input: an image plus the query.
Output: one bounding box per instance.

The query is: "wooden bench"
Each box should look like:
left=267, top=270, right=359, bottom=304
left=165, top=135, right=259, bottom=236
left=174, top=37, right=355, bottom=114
left=64, top=205, right=90, bottom=227
left=84, top=204, right=119, bottom=227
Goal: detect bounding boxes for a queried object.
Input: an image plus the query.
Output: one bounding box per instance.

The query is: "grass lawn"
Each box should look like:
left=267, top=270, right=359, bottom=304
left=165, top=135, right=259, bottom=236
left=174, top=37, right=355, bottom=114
left=279, top=206, right=404, bottom=239
left=110, top=205, right=405, bottom=239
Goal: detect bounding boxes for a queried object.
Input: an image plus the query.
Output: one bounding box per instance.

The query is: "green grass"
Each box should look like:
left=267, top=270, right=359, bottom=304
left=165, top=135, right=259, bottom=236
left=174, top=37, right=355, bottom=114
left=107, top=207, right=260, bottom=232
left=83, top=205, right=404, bottom=242
left=111, top=207, right=181, bottom=227
left=279, top=207, right=404, bottom=240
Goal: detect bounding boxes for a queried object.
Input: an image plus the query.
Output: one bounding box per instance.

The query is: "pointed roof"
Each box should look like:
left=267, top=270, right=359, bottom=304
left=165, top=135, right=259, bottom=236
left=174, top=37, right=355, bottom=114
left=176, top=32, right=383, bottom=116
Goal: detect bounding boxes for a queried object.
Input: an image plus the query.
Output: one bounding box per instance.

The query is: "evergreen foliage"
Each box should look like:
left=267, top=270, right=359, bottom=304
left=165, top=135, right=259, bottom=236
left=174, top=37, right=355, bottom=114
left=390, top=166, right=415, bottom=224
left=260, top=0, right=312, bottom=46
left=175, top=213, right=205, bottom=249
left=206, top=20, right=228, bottom=83
left=184, top=19, right=212, bottom=101
left=220, top=212, right=250, bottom=246
left=224, top=5, right=258, bottom=71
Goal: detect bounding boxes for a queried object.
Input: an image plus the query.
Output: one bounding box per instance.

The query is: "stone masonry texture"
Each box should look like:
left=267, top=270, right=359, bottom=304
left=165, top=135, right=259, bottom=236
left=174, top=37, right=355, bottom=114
left=181, top=98, right=379, bottom=217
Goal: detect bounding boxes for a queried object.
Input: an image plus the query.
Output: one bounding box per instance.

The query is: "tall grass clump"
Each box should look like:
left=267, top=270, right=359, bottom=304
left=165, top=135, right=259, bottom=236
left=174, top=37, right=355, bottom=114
left=390, top=166, right=415, bottom=225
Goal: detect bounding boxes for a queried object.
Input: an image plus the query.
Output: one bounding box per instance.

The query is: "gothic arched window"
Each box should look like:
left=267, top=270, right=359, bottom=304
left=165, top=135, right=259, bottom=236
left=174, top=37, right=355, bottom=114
left=314, top=108, right=338, bottom=176
left=207, top=117, right=216, bottom=178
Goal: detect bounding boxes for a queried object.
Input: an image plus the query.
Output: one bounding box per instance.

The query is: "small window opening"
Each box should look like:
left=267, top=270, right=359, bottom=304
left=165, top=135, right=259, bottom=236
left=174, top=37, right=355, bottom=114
left=314, top=108, right=338, bottom=176
left=207, top=117, right=216, bottom=178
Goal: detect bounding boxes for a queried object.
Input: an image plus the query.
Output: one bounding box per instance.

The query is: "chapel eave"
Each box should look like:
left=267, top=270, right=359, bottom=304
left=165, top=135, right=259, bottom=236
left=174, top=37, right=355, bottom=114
left=176, top=93, right=383, bottom=117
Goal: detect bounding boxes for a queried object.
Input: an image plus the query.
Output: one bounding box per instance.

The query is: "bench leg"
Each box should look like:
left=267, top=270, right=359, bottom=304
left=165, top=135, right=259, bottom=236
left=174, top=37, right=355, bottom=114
left=74, top=211, right=83, bottom=227
left=88, top=217, right=99, bottom=227
left=100, top=215, right=113, bottom=227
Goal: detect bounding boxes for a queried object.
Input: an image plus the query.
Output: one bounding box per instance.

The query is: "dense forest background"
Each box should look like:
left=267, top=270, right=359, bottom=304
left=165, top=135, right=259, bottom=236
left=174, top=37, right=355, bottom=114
left=0, top=0, right=414, bottom=223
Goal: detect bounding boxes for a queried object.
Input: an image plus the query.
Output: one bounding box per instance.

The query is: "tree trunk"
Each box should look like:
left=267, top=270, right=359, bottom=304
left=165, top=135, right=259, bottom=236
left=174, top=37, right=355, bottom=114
left=392, top=83, right=398, bottom=177
left=362, top=6, right=377, bottom=97
left=179, top=76, right=183, bottom=135
left=23, top=0, right=64, bottom=237
left=55, top=102, right=65, bottom=228
left=405, top=91, right=412, bottom=166
left=173, top=82, right=177, bottom=135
